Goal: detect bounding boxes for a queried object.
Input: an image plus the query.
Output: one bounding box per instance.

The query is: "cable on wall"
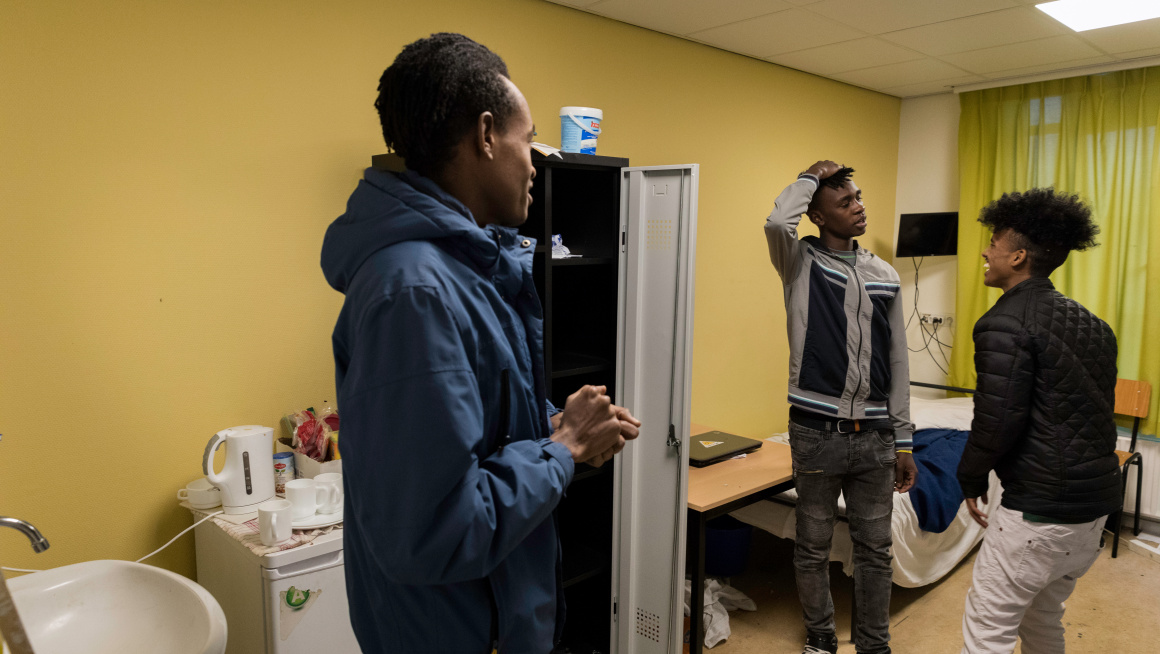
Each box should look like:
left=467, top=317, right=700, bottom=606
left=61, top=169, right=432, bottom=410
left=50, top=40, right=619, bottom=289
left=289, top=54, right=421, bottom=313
left=905, top=256, right=953, bottom=375
left=1, top=510, right=224, bottom=574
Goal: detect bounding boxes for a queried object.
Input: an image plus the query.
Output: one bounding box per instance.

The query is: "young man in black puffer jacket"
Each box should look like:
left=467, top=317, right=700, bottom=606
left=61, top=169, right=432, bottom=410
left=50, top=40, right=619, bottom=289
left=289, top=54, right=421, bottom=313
left=957, top=188, right=1120, bottom=654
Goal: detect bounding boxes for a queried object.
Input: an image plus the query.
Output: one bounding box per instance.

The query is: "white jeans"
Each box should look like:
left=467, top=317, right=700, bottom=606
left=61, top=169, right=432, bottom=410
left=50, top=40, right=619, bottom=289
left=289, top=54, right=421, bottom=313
left=961, top=504, right=1106, bottom=654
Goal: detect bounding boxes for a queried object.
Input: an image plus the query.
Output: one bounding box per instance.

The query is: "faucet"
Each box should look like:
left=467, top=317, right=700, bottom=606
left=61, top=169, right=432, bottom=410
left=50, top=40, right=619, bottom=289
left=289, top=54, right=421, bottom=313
left=0, top=517, right=50, bottom=553
left=1, top=515, right=47, bottom=654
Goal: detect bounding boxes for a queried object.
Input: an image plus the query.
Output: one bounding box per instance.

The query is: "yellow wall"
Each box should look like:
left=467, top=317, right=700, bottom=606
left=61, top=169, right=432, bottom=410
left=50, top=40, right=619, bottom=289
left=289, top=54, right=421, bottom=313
left=0, top=0, right=899, bottom=577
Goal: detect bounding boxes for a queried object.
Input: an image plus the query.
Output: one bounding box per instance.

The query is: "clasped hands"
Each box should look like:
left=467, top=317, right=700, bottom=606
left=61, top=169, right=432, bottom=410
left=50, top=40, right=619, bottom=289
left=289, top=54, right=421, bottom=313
left=550, top=385, right=641, bottom=467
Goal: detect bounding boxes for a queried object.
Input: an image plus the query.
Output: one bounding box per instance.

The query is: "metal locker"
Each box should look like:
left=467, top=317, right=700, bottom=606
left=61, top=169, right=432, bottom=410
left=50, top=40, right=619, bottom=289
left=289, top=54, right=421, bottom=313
left=612, top=165, right=699, bottom=654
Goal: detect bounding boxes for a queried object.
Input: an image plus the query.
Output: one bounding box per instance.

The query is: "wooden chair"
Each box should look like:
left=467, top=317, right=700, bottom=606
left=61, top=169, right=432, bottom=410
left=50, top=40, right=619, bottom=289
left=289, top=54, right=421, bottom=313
left=1110, top=378, right=1150, bottom=558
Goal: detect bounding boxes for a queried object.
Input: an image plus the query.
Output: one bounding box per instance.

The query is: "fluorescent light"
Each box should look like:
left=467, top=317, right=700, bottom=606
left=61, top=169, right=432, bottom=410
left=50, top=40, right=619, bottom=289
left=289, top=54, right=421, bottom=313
left=1036, top=0, right=1160, bottom=32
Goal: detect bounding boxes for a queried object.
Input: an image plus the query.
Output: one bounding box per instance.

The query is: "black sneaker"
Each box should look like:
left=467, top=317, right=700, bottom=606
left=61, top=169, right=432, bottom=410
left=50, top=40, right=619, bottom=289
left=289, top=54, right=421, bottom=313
left=802, top=632, right=838, bottom=654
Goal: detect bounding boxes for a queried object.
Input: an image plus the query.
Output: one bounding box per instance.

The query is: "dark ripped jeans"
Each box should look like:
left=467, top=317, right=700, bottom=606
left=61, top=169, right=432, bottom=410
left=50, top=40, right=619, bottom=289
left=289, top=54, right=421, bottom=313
left=790, top=421, right=896, bottom=654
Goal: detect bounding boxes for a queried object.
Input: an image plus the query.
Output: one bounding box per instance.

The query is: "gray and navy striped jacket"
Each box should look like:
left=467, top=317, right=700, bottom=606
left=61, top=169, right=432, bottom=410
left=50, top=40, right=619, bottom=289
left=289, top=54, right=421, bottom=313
left=764, top=174, right=914, bottom=451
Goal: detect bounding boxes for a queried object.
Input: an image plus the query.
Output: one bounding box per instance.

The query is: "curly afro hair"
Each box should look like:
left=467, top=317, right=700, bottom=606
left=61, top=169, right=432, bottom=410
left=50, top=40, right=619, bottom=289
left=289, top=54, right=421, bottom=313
left=979, top=188, right=1099, bottom=277
left=376, top=33, right=518, bottom=177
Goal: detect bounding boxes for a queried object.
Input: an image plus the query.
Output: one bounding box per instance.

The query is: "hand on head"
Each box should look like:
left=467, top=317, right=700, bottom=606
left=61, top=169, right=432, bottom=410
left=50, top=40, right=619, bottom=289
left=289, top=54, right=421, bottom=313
left=805, top=160, right=842, bottom=180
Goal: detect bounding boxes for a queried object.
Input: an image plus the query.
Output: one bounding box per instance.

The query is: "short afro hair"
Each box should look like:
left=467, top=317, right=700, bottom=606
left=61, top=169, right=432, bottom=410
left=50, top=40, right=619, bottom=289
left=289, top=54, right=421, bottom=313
left=807, top=166, right=855, bottom=215
left=375, top=33, right=518, bottom=177
left=820, top=166, right=855, bottom=192
left=979, top=188, right=1099, bottom=277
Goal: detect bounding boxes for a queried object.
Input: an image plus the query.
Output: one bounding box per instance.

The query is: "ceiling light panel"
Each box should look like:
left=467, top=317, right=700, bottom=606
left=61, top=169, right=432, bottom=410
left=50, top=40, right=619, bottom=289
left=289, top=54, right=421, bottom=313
left=1072, top=17, right=1160, bottom=53
left=1036, top=0, right=1160, bottom=32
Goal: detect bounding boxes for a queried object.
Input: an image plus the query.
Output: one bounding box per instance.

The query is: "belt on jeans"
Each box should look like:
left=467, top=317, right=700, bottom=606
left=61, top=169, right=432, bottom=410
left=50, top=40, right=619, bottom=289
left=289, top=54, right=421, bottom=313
left=789, top=406, right=892, bottom=434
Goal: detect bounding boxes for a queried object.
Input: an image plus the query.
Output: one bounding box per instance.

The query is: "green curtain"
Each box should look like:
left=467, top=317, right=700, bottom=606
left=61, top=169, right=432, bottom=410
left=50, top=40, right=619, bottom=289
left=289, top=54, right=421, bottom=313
left=952, top=66, right=1160, bottom=435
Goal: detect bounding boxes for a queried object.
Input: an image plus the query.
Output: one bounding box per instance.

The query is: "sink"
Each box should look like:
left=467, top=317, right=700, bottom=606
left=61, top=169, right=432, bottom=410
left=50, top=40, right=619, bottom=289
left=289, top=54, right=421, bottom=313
left=3, top=560, right=227, bottom=654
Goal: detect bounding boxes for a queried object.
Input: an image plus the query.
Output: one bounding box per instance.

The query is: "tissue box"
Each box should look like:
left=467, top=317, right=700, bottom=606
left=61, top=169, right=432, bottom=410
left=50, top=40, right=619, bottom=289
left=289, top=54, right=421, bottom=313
left=276, top=439, right=342, bottom=479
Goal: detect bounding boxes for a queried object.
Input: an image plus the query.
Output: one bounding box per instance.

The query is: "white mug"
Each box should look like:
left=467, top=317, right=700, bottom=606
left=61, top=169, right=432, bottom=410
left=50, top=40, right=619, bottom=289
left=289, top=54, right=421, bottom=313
left=285, top=478, right=325, bottom=520
left=258, top=499, right=293, bottom=546
left=314, top=472, right=343, bottom=515
left=177, top=477, right=222, bottom=510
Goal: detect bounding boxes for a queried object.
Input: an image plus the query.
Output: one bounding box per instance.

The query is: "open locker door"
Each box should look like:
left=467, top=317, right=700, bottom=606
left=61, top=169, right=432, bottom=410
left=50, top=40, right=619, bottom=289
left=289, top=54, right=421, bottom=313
left=611, top=165, right=698, bottom=654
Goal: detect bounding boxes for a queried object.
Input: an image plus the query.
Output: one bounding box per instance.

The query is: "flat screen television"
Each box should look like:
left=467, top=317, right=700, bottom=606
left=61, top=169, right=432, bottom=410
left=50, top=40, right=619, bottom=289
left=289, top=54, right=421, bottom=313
left=896, top=212, right=958, bottom=257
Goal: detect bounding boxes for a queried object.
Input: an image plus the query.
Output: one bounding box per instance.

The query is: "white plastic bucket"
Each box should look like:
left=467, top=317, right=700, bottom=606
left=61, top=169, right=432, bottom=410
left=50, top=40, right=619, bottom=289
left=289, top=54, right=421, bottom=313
left=559, top=106, right=602, bottom=154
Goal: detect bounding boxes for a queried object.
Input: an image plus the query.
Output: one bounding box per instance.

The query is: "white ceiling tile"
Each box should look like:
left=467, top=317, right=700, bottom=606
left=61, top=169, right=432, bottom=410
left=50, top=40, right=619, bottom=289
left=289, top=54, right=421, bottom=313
left=806, top=0, right=1020, bottom=35
left=831, top=58, right=975, bottom=90
left=979, top=55, right=1117, bottom=80
left=545, top=0, right=604, bottom=7
left=1073, top=18, right=1160, bottom=55
left=543, top=0, right=1160, bottom=96
left=766, top=37, right=924, bottom=75
left=586, top=0, right=792, bottom=36
left=880, top=75, right=987, bottom=98
left=880, top=7, right=1070, bottom=56
left=688, top=8, right=865, bottom=58
left=941, top=35, right=1106, bottom=74
left=1112, top=47, right=1160, bottom=61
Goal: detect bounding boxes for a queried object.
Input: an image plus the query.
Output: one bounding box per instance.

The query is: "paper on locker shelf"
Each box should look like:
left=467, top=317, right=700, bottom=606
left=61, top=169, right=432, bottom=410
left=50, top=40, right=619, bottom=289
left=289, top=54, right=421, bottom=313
left=551, top=234, right=580, bottom=259
left=532, top=142, right=563, bottom=158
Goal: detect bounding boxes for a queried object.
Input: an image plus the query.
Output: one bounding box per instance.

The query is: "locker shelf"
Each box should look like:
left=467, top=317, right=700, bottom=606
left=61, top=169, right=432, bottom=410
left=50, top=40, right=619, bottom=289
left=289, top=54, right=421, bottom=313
left=551, top=256, right=615, bottom=266
left=561, top=543, right=608, bottom=589
left=551, top=352, right=613, bottom=379
left=572, top=462, right=610, bottom=483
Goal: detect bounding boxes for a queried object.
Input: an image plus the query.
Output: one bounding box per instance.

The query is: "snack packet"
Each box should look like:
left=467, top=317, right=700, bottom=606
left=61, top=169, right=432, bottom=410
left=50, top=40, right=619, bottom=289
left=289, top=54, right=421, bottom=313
left=280, top=405, right=341, bottom=462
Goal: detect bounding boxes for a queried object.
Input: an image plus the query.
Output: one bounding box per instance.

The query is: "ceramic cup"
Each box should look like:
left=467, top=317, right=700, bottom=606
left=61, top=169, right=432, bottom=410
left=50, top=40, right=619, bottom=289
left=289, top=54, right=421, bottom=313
left=177, top=477, right=222, bottom=509
left=258, top=499, right=293, bottom=546
left=314, top=472, right=343, bottom=515
left=285, top=478, right=326, bottom=520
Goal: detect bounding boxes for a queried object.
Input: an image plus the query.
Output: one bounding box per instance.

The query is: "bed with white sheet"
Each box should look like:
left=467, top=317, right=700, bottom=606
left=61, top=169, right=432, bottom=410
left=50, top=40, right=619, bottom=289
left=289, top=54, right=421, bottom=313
left=729, top=395, right=1002, bottom=587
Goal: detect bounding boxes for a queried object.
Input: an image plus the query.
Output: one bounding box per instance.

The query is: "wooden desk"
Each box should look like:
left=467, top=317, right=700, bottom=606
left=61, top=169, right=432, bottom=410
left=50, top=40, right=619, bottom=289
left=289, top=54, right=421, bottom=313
left=686, top=424, right=794, bottom=654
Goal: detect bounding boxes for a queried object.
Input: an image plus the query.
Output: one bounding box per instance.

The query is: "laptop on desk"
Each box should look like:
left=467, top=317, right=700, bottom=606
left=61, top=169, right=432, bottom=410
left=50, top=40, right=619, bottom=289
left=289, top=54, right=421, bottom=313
left=688, top=431, right=763, bottom=467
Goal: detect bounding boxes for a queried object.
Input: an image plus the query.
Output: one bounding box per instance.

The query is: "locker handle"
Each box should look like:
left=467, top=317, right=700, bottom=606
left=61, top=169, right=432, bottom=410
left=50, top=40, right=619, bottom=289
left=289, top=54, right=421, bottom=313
left=263, top=549, right=344, bottom=580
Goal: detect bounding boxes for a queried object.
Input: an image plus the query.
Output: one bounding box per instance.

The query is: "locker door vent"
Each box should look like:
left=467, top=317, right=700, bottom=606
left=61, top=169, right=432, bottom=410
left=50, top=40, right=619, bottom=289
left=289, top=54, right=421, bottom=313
left=647, top=218, right=673, bottom=251
left=635, top=607, right=661, bottom=643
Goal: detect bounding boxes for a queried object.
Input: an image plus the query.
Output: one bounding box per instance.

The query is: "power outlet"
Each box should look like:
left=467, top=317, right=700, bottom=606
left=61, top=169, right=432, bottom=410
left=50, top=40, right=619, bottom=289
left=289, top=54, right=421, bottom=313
left=919, top=313, right=954, bottom=326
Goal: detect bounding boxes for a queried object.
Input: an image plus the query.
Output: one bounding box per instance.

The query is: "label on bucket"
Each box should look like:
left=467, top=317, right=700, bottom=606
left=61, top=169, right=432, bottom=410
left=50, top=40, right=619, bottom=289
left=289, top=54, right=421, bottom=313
left=561, top=111, right=601, bottom=155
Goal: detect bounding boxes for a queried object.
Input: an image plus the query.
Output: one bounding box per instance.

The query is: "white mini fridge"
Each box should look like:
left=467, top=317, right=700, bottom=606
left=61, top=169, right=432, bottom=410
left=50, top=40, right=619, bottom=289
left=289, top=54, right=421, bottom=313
left=194, top=520, right=361, bottom=653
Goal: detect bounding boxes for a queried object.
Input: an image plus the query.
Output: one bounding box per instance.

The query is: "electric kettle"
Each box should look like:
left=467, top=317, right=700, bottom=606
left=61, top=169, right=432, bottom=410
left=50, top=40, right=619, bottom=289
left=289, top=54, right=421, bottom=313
left=203, top=425, right=276, bottom=514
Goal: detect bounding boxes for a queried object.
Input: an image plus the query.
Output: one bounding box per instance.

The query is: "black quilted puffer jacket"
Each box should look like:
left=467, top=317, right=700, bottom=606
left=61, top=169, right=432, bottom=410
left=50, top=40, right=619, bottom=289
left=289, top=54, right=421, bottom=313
left=958, top=277, right=1122, bottom=521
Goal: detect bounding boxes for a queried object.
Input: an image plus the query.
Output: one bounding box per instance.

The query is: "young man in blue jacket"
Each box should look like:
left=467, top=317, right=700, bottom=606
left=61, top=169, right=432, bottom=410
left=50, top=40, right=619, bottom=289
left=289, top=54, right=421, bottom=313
left=765, top=160, right=917, bottom=654
left=958, top=189, right=1118, bottom=653
left=321, top=33, right=639, bottom=653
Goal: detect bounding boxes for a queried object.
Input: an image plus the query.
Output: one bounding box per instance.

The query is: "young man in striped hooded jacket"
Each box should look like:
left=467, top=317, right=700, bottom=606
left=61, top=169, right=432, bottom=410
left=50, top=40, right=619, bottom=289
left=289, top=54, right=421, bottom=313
left=764, top=160, right=917, bottom=654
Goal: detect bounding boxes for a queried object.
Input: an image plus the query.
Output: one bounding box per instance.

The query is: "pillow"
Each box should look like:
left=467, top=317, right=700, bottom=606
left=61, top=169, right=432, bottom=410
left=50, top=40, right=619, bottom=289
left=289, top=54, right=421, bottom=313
left=910, top=396, right=974, bottom=431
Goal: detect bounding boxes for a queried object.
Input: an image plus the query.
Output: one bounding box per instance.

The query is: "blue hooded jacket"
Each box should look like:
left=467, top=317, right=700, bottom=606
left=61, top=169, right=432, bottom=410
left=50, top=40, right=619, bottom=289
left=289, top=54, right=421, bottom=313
left=321, top=167, right=574, bottom=653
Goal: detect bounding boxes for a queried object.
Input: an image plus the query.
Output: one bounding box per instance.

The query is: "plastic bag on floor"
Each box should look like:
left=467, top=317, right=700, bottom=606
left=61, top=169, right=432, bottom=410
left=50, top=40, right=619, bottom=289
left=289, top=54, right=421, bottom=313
left=682, top=578, right=757, bottom=648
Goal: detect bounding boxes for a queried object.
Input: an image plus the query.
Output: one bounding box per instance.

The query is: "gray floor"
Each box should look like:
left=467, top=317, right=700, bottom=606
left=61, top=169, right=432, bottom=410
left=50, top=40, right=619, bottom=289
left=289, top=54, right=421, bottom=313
left=708, top=524, right=1160, bottom=653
